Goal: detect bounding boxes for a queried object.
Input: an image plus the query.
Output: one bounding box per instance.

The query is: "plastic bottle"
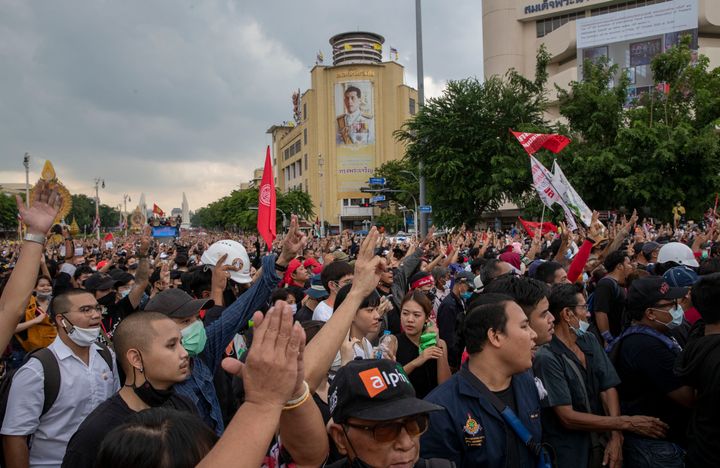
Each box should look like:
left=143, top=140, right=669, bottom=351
left=376, top=330, right=398, bottom=360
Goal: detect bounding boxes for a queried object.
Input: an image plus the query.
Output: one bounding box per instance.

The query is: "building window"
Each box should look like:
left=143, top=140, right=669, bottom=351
left=535, top=11, right=584, bottom=38
left=591, top=0, right=669, bottom=17
left=298, top=160, right=302, bottom=177
left=304, top=128, right=307, bottom=145
left=284, top=148, right=290, bottom=160
left=304, top=154, right=308, bottom=171
left=291, top=164, right=296, bottom=179
left=305, top=179, right=308, bottom=193
left=409, top=98, right=416, bottom=115
left=303, top=103, right=307, bottom=120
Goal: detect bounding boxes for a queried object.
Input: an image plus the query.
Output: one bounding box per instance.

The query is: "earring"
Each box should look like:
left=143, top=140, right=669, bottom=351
left=138, top=366, right=144, bottom=373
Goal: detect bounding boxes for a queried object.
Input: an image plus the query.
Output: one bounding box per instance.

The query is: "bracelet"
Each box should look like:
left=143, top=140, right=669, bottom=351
left=275, top=261, right=288, bottom=272
left=24, top=233, right=46, bottom=245
left=283, top=381, right=310, bottom=411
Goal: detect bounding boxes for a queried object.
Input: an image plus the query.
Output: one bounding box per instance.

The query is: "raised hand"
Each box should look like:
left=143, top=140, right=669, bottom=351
left=279, top=215, right=307, bottom=265
left=16, top=179, right=62, bottom=236
left=211, top=253, right=239, bottom=294
left=351, top=227, right=385, bottom=297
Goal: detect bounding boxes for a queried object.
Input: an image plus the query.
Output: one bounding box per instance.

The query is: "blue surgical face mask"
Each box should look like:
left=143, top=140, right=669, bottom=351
left=119, top=289, right=131, bottom=299
left=460, top=291, right=472, bottom=301
left=654, top=304, right=684, bottom=329
left=571, top=318, right=591, bottom=336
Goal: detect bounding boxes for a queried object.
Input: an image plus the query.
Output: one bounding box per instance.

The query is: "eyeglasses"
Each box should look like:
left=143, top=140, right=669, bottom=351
left=67, top=304, right=106, bottom=315
left=343, top=414, right=429, bottom=442
left=574, top=303, right=588, bottom=310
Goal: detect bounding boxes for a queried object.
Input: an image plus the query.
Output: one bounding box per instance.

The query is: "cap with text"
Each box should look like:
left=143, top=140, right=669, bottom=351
left=329, top=359, right=443, bottom=423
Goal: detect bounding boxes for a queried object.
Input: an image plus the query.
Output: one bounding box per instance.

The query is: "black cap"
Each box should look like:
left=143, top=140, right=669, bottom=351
left=145, top=288, right=214, bottom=318
left=627, top=276, right=688, bottom=311
left=84, top=273, right=117, bottom=291
left=329, top=359, right=443, bottom=423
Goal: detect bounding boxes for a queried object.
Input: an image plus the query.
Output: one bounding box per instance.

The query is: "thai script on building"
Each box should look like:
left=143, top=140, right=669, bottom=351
left=336, top=69, right=376, bottom=79
left=524, top=0, right=586, bottom=15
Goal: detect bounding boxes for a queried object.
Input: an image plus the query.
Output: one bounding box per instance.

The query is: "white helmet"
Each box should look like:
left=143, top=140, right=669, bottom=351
left=657, top=242, right=699, bottom=268
left=200, top=240, right=252, bottom=284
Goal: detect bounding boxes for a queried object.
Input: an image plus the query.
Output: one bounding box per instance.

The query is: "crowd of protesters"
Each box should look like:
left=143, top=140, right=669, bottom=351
left=0, top=182, right=719, bottom=467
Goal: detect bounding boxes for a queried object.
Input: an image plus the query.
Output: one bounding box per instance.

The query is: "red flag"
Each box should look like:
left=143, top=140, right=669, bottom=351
left=103, top=232, right=113, bottom=241
left=510, top=130, right=571, bottom=156
left=656, top=82, right=670, bottom=95
left=518, top=217, right=558, bottom=237
left=152, top=204, right=165, bottom=217
left=257, top=146, right=277, bottom=246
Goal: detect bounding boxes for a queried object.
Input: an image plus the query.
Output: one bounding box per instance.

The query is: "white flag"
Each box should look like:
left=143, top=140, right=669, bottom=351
left=552, top=160, right=593, bottom=227
left=529, top=156, right=578, bottom=231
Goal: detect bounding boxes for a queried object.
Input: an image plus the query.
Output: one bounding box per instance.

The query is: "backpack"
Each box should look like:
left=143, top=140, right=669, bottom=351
left=0, top=344, right=114, bottom=426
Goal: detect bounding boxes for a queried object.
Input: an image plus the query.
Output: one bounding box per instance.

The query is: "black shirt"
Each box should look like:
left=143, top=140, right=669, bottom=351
left=436, top=293, right=465, bottom=369
left=614, top=332, right=688, bottom=444
left=676, top=334, right=720, bottom=467
left=100, top=296, right=136, bottom=342
left=592, top=277, right=625, bottom=337
left=492, top=385, right=520, bottom=468
left=395, top=333, right=439, bottom=399
left=62, top=392, right=195, bottom=468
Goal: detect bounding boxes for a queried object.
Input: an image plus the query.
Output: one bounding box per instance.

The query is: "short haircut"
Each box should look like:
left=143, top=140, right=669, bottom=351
left=483, top=276, right=548, bottom=317
left=463, top=297, right=514, bottom=354
left=149, top=267, right=162, bottom=286
left=320, top=261, right=354, bottom=292
left=96, top=408, right=217, bottom=468
left=691, top=272, right=720, bottom=325
left=73, top=265, right=94, bottom=280
left=270, top=287, right=291, bottom=304
left=180, top=266, right=212, bottom=298
left=480, top=259, right=504, bottom=286
left=534, top=261, right=564, bottom=284
left=113, top=312, right=172, bottom=372
left=49, top=288, right=94, bottom=318
left=35, top=275, right=52, bottom=287
left=400, top=290, right=433, bottom=317
left=470, top=258, right=485, bottom=275
left=334, top=283, right=380, bottom=312
left=431, top=267, right=449, bottom=283
left=698, top=258, right=720, bottom=276
left=603, top=250, right=628, bottom=273
left=548, top=283, right=583, bottom=322
left=345, top=85, right=361, bottom=98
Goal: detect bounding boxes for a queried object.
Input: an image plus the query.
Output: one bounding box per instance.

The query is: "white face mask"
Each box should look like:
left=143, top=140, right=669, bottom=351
left=62, top=319, right=101, bottom=347
left=290, top=304, right=298, bottom=314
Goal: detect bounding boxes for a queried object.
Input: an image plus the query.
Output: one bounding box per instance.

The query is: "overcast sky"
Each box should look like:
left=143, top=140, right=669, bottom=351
left=0, top=0, right=484, bottom=216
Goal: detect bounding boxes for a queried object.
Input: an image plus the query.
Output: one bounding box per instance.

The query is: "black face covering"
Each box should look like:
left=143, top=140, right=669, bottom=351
left=343, top=426, right=376, bottom=468
left=97, top=293, right=116, bottom=307
left=125, top=352, right=174, bottom=407
left=424, top=288, right=437, bottom=303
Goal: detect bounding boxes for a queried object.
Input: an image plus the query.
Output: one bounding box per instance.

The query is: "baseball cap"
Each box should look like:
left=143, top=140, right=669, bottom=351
left=641, top=241, right=661, bottom=255
left=304, top=274, right=329, bottom=300
left=329, top=359, right=443, bottom=423
left=663, top=266, right=699, bottom=288
left=145, top=288, right=214, bottom=318
left=84, top=273, right=117, bottom=291
left=332, top=250, right=350, bottom=263
left=455, top=271, right=476, bottom=285
left=626, top=276, right=688, bottom=311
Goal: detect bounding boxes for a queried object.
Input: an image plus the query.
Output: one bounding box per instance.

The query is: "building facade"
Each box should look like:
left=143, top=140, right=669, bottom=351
left=483, top=0, right=720, bottom=116
left=267, top=32, right=417, bottom=233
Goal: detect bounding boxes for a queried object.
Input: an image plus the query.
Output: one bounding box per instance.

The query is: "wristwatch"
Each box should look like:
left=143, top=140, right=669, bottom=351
left=24, top=233, right=47, bottom=245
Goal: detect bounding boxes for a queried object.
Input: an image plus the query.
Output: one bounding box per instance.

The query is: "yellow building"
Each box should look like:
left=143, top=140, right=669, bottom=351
left=267, top=32, right=418, bottom=233
left=483, top=0, right=720, bottom=115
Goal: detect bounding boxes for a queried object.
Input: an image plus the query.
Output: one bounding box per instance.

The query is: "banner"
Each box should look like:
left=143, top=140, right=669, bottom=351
left=551, top=160, right=593, bottom=227
left=529, top=156, right=578, bottom=231
left=518, top=217, right=558, bottom=237
left=257, top=145, right=277, bottom=247
left=511, top=130, right=571, bottom=156
left=335, top=81, right=376, bottom=194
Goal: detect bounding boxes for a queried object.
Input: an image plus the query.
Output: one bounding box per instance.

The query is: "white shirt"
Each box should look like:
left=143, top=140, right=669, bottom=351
left=331, top=337, right=375, bottom=373
left=311, top=300, right=334, bottom=322
left=1, top=337, right=119, bottom=468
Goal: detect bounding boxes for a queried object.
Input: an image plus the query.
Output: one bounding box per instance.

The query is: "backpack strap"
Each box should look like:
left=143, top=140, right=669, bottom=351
left=28, top=348, right=61, bottom=417
left=95, top=343, right=114, bottom=373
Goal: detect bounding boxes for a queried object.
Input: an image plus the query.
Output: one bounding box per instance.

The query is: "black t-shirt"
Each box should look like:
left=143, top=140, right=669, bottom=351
left=592, top=277, right=626, bottom=337
left=395, top=333, right=439, bottom=399
left=100, top=296, right=136, bottom=341
left=492, top=385, right=520, bottom=468
left=614, top=333, right=688, bottom=444
left=676, top=334, right=720, bottom=467
left=62, top=392, right=196, bottom=468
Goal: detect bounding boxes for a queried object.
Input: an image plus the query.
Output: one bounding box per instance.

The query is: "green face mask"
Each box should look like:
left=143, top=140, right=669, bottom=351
left=181, top=320, right=207, bottom=357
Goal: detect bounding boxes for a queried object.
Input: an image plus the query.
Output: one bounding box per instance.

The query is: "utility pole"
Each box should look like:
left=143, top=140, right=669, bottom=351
left=23, top=153, right=30, bottom=208
left=122, top=193, right=131, bottom=236
left=94, top=178, right=105, bottom=242
left=415, top=0, right=427, bottom=237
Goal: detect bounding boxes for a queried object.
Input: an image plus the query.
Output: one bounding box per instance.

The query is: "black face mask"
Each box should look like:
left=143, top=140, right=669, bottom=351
left=424, top=288, right=436, bottom=303
left=97, top=293, right=116, bottom=307
left=125, top=352, right=174, bottom=407
left=343, top=427, right=375, bottom=468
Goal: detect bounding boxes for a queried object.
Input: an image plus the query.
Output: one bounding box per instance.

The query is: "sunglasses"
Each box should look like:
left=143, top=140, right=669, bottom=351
left=343, top=414, right=429, bottom=442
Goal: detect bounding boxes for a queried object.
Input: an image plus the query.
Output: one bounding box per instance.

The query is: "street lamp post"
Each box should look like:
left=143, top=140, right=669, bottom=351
left=23, top=153, right=30, bottom=208
left=248, top=207, right=288, bottom=229
left=122, top=193, right=131, bottom=236
left=415, top=0, right=427, bottom=237
left=94, top=178, right=105, bottom=242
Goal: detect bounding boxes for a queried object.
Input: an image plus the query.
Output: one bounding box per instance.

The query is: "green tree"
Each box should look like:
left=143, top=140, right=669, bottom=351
left=375, top=211, right=405, bottom=234
left=558, top=38, right=720, bottom=221
left=192, top=188, right=314, bottom=231
left=0, top=193, right=18, bottom=231
left=65, top=194, right=119, bottom=234
left=395, top=47, right=553, bottom=226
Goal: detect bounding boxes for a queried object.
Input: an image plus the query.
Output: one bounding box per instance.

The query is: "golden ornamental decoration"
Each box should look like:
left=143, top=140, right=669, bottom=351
left=28, top=160, right=72, bottom=224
